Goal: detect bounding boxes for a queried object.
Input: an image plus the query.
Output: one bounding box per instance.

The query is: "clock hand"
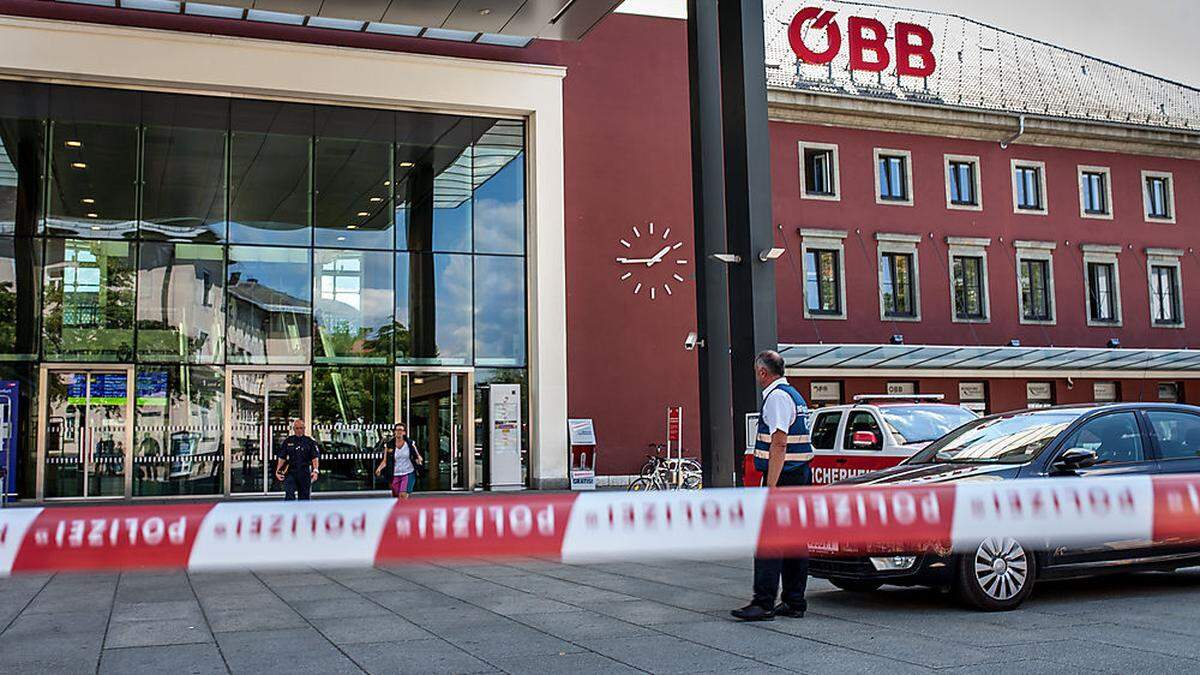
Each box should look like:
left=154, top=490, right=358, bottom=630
left=617, top=256, right=654, bottom=264
left=645, top=245, right=672, bottom=267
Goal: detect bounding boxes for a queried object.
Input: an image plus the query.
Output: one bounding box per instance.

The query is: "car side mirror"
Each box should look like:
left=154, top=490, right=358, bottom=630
left=851, top=431, right=879, bottom=449
left=1052, top=447, right=1099, bottom=473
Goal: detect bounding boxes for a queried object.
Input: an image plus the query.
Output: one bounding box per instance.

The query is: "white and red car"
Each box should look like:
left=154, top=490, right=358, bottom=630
left=743, top=395, right=978, bottom=486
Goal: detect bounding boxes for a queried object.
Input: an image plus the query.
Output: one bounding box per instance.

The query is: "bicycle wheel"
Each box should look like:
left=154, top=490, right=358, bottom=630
left=681, top=474, right=702, bottom=490
left=627, top=476, right=660, bottom=492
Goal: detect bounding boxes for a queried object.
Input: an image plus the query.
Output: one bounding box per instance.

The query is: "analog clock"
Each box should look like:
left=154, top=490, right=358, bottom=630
left=615, top=221, right=688, bottom=300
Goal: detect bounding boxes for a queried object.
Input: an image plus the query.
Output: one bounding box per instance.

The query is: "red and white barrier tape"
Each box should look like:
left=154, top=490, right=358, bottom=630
left=2, top=475, right=1200, bottom=576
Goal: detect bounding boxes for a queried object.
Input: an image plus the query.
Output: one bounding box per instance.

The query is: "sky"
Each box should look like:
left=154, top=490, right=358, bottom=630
left=616, top=0, right=1200, bottom=88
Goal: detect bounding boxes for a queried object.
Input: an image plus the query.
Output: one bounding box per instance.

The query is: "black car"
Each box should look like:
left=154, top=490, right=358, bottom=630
left=809, top=403, right=1200, bottom=611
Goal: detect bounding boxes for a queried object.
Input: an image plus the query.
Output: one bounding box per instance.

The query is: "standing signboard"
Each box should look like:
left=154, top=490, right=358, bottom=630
left=488, top=384, right=523, bottom=491
left=567, top=418, right=596, bottom=490
left=0, top=380, right=17, bottom=505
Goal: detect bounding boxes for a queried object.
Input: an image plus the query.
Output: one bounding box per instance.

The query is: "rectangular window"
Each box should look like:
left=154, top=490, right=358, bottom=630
left=952, top=255, right=986, bottom=320
left=1150, top=264, right=1181, bottom=325
left=878, top=154, right=909, bottom=201
left=1019, top=258, right=1051, bottom=321
left=1146, top=175, right=1173, bottom=220
left=947, top=161, right=976, bottom=206
left=880, top=251, right=915, bottom=317
left=804, top=249, right=841, bottom=315
left=1087, top=261, right=1118, bottom=322
left=1015, top=165, right=1043, bottom=210
left=803, top=148, right=836, bottom=197
left=1081, top=171, right=1108, bottom=215
left=136, top=242, right=225, bottom=363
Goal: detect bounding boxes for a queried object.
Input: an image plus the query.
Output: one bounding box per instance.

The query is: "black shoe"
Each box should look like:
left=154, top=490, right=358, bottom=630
left=774, top=602, right=805, bottom=618
left=730, top=603, right=775, bottom=621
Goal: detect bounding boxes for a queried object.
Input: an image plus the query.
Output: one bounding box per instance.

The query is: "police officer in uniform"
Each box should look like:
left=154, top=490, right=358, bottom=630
left=732, top=350, right=813, bottom=621
left=274, top=418, right=321, bottom=501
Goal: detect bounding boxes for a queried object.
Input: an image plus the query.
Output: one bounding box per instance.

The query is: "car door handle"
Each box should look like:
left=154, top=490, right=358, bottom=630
left=835, top=458, right=848, bottom=464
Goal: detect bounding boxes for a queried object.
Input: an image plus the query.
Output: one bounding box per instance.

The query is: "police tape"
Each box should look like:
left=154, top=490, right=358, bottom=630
left=2, top=474, right=1200, bottom=575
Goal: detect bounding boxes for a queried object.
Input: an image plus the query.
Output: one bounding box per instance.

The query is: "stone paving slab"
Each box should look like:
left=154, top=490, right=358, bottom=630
left=4, top=560, right=1200, bottom=674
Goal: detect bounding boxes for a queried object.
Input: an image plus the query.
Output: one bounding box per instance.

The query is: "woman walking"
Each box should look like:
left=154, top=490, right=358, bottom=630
left=374, top=422, right=424, bottom=499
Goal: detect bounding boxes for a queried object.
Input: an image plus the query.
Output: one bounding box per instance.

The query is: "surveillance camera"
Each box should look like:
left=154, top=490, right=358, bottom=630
left=684, top=331, right=702, bottom=351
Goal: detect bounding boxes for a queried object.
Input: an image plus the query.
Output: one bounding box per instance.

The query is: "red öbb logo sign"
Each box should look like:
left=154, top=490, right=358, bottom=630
left=788, top=7, right=936, bottom=77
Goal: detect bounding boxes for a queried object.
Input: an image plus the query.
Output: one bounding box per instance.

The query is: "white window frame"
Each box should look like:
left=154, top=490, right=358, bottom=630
left=874, top=148, right=914, bottom=207
left=1014, top=240, right=1057, bottom=326
left=800, top=229, right=848, bottom=320
left=1141, top=170, right=1176, bottom=224
left=1010, top=159, right=1048, bottom=215
left=947, top=237, right=991, bottom=324
left=1077, top=165, right=1112, bottom=220
left=875, top=232, right=922, bottom=322
left=1146, top=247, right=1185, bottom=329
left=943, top=154, right=982, bottom=211
left=1082, top=244, right=1123, bottom=327
left=798, top=141, right=841, bottom=202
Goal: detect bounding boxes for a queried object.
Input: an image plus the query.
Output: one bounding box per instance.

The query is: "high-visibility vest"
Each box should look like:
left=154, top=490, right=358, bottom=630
left=753, top=383, right=813, bottom=474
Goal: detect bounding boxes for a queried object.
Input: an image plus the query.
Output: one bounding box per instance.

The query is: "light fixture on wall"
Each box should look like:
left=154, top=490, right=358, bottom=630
left=759, top=247, right=785, bottom=262
left=711, top=253, right=741, bottom=264
left=1107, top=338, right=1121, bottom=348
left=1008, top=339, right=1021, bottom=347
left=890, top=334, right=904, bottom=345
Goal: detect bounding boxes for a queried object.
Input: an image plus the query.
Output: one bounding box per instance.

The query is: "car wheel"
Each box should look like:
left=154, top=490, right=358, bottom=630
left=829, top=579, right=883, bottom=593
left=955, top=537, right=1035, bottom=611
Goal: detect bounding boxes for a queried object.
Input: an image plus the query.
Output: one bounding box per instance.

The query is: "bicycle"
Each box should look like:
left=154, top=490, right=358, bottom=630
left=628, top=446, right=702, bottom=491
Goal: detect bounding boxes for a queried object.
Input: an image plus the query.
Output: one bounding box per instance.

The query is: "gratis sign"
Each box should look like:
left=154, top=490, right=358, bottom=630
left=787, top=6, right=936, bottom=77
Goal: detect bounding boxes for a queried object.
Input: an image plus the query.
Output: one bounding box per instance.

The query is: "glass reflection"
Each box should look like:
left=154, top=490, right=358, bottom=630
left=473, top=120, right=525, bottom=255
left=0, top=236, right=41, bottom=358
left=0, top=81, right=47, bottom=237
left=133, top=365, right=224, bottom=496
left=311, top=366, right=394, bottom=492
left=46, top=86, right=139, bottom=239
left=474, top=255, right=525, bottom=366
left=397, top=252, right=472, bottom=365
left=229, top=101, right=312, bottom=246
left=396, top=116, right=474, bottom=253
left=43, top=238, right=135, bottom=361
left=314, top=249, right=393, bottom=364
left=315, top=107, right=393, bottom=249
left=226, top=246, right=311, bottom=364
left=136, top=242, right=225, bottom=363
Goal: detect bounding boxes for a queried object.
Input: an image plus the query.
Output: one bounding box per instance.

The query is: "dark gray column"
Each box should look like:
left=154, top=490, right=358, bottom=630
left=718, top=0, right=779, bottom=481
left=687, top=0, right=736, bottom=488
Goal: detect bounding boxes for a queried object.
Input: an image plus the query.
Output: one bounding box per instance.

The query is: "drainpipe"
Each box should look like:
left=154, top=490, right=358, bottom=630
left=1000, top=114, right=1026, bottom=149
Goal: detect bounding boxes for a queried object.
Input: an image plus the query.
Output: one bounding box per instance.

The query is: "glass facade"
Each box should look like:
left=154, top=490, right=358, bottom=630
left=0, top=80, right=530, bottom=498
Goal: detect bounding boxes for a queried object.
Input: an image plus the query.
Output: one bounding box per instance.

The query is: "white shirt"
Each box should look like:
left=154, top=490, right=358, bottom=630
left=761, top=377, right=798, bottom=435
left=393, top=441, right=416, bottom=476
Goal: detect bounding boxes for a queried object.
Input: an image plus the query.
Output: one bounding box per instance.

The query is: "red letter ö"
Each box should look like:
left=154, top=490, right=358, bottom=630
left=895, top=22, right=936, bottom=77
left=788, top=7, right=841, bottom=65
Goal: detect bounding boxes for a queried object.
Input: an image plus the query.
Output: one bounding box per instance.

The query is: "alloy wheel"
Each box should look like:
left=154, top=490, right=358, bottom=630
left=973, top=537, right=1028, bottom=601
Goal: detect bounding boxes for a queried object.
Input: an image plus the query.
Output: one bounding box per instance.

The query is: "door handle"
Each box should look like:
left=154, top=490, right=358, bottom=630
left=835, top=458, right=848, bottom=464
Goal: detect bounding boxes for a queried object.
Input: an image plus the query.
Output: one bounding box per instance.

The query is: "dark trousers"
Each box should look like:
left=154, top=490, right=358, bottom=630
left=753, top=467, right=811, bottom=609
left=283, top=471, right=312, bottom=501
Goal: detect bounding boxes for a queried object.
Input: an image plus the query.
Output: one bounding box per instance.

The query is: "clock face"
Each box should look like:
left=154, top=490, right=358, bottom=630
left=615, top=221, right=688, bottom=300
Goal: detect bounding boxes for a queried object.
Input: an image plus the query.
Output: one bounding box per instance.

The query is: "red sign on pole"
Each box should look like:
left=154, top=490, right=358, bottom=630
left=667, top=406, right=682, bottom=444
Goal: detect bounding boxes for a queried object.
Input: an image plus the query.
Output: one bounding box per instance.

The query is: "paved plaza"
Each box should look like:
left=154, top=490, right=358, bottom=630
left=3, top=556, right=1200, bottom=674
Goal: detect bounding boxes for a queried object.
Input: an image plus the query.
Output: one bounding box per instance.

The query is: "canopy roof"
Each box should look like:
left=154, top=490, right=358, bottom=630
left=780, top=344, right=1200, bottom=373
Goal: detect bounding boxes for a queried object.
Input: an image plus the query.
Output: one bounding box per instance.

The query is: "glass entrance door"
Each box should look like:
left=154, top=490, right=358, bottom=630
left=39, top=367, right=134, bottom=499
left=227, top=369, right=308, bottom=494
left=397, top=370, right=473, bottom=491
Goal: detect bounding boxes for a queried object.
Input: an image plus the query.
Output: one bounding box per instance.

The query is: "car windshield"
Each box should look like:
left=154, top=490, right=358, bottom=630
left=905, top=410, right=1087, bottom=465
left=880, top=405, right=979, bottom=445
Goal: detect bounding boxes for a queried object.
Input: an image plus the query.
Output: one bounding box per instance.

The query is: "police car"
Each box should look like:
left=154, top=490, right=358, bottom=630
left=742, top=394, right=977, bottom=486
